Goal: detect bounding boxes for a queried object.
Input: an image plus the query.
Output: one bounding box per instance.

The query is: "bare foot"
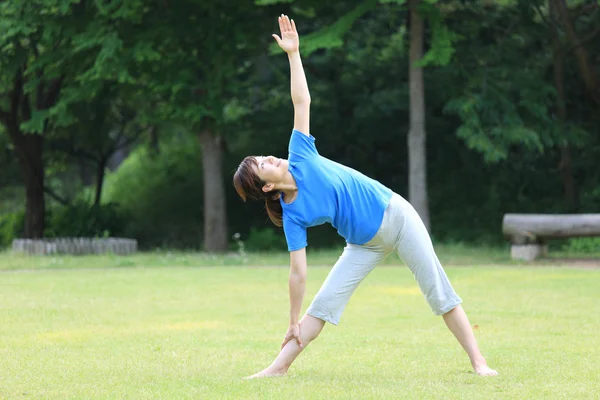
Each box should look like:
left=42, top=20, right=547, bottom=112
left=474, top=364, right=498, bottom=376
left=243, top=367, right=287, bottom=379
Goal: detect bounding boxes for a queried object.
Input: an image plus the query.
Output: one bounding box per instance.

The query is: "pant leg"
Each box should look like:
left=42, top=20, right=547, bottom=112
left=391, top=195, right=463, bottom=315
left=306, top=242, right=388, bottom=325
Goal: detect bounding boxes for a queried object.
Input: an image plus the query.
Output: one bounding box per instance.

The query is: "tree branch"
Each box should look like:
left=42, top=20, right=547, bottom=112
left=576, top=25, right=600, bottom=48
left=44, top=186, right=70, bottom=206
left=573, top=2, right=598, bottom=18
left=11, top=67, right=24, bottom=120
left=0, top=110, right=12, bottom=126
left=44, top=75, right=65, bottom=108
left=21, top=93, right=32, bottom=122
left=552, top=0, right=600, bottom=107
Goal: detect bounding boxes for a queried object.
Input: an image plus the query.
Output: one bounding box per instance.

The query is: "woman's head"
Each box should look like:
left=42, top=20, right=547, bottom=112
left=233, top=155, right=287, bottom=227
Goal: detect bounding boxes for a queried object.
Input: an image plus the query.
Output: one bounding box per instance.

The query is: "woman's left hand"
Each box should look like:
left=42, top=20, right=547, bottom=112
left=281, top=323, right=303, bottom=349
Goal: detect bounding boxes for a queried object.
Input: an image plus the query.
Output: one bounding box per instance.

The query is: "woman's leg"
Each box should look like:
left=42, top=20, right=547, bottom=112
left=391, top=195, right=497, bottom=376
left=442, top=305, right=498, bottom=376
left=245, top=314, right=325, bottom=379
left=246, top=241, right=388, bottom=378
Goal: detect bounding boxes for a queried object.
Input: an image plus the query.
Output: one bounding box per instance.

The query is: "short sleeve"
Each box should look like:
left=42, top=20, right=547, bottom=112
left=283, top=215, right=307, bottom=252
left=288, top=130, right=318, bottom=164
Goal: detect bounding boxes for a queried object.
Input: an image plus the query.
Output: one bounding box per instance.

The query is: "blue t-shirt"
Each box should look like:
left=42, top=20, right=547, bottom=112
left=281, top=130, right=393, bottom=251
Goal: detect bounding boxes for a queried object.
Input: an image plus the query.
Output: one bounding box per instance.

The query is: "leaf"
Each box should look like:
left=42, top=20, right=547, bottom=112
left=270, top=0, right=378, bottom=56
left=417, top=3, right=462, bottom=67
left=255, top=0, right=294, bottom=5
left=20, top=110, right=50, bottom=134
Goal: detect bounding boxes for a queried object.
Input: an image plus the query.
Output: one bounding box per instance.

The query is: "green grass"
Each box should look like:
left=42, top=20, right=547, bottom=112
left=0, top=241, right=596, bottom=272
left=1, top=253, right=599, bottom=399
left=0, top=243, right=532, bottom=271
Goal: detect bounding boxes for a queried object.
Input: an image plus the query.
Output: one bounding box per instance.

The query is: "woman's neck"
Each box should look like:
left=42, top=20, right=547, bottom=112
left=278, top=171, right=298, bottom=204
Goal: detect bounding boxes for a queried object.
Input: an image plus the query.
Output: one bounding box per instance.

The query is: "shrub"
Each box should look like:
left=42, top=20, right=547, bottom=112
left=103, top=135, right=204, bottom=249
left=45, top=201, right=129, bottom=238
left=0, top=209, right=25, bottom=248
left=562, top=237, right=600, bottom=254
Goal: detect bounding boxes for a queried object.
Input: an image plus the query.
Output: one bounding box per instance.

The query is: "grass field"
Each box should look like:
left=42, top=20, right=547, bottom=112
left=1, top=249, right=599, bottom=399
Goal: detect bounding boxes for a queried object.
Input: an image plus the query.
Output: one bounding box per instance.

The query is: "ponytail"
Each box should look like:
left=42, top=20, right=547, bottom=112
left=264, top=192, right=283, bottom=227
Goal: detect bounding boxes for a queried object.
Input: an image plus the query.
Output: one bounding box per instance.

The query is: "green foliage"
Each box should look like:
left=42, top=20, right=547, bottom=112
left=0, top=209, right=24, bottom=248
left=418, top=3, right=462, bottom=67
left=45, top=201, right=129, bottom=238
left=562, top=237, right=600, bottom=254
left=441, top=4, right=556, bottom=163
left=241, top=227, right=288, bottom=251
left=0, top=201, right=128, bottom=248
left=255, top=0, right=293, bottom=4
left=444, top=92, right=546, bottom=163
left=103, top=134, right=204, bottom=249
left=280, top=0, right=378, bottom=57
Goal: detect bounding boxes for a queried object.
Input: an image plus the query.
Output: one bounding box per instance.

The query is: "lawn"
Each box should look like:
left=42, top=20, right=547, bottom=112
left=1, top=251, right=599, bottom=399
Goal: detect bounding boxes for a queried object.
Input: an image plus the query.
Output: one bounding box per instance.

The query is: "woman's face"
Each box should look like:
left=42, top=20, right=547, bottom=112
left=253, top=155, right=289, bottom=189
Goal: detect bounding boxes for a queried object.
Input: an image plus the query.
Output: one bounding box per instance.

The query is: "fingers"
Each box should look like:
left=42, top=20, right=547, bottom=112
left=291, top=18, right=297, bottom=33
left=278, top=14, right=293, bottom=33
left=296, top=336, right=303, bottom=348
left=272, top=34, right=282, bottom=45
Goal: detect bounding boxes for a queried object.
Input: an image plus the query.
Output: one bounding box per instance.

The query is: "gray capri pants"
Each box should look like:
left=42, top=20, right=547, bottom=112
left=306, top=193, right=462, bottom=325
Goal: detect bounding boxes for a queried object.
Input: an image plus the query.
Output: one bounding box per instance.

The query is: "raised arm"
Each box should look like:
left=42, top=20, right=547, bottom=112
left=272, top=15, right=311, bottom=136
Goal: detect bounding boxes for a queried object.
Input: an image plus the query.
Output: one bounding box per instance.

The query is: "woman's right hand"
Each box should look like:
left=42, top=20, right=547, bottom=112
left=272, top=14, right=299, bottom=54
left=281, top=322, right=303, bottom=349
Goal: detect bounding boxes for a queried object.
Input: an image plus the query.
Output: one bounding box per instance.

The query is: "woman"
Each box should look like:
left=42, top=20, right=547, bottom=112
left=233, top=15, right=498, bottom=378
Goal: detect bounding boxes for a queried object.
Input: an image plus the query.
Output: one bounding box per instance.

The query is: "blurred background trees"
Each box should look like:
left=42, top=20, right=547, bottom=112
left=1, top=0, right=598, bottom=252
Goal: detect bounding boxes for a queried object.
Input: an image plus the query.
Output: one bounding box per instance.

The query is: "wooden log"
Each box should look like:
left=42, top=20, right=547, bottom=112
left=503, top=214, right=600, bottom=240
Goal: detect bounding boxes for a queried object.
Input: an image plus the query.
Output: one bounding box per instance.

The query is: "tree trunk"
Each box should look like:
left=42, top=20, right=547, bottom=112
left=551, top=0, right=579, bottom=212
left=198, top=129, right=228, bottom=252
left=79, top=157, right=94, bottom=187
left=552, top=0, right=600, bottom=107
left=94, top=156, right=107, bottom=206
left=16, top=134, right=45, bottom=238
left=0, top=67, right=63, bottom=240
left=148, top=125, right=160, bottom=157
left=408, top=0, right=430, bottom=231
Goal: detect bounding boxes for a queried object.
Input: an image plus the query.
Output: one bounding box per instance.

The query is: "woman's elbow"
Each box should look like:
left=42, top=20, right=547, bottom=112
left=293, top=96, right=311, bottom=107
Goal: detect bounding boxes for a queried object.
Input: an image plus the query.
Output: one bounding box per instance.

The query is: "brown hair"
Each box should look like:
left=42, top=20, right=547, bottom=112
left=233, top=156, right=283, bottom=227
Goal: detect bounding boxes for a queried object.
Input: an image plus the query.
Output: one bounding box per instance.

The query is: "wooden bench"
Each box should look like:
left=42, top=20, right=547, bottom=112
left=502, top=214, right=600, bottom=261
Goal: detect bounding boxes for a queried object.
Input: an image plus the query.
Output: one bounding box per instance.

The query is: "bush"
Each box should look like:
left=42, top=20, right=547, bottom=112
left=45, top=201, right=129, bottom=238
left=103, top=135, right=204, bottom=249
left=241, top=227, right=287, bottom=251
left=0, top=202, right=129, bottom=249
left=0, top=209, right=25, bottom=248
left=562, top=237, right=600, bottom=254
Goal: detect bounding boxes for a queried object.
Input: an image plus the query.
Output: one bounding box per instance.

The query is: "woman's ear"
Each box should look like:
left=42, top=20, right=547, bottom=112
left=262, top=183, right=275, bottom=193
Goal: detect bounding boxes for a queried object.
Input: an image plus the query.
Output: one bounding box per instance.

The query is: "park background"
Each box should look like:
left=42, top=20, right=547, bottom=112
left=0, top=1, right=599, bottom=399
left=0, top=0, right=599, bottom=255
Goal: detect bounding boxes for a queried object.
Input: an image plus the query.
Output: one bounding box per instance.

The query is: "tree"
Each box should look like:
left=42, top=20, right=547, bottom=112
left=48, top=86, right=146, bottom=206
left=407, top=0, right=429, bottom=230
left=0, top=0, right=151, bottom=238
left=109, top=1, right=275, bottom=252
left=550, top=0, right=600, bottom=107
left=0, top=1, right=70, bottom=237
